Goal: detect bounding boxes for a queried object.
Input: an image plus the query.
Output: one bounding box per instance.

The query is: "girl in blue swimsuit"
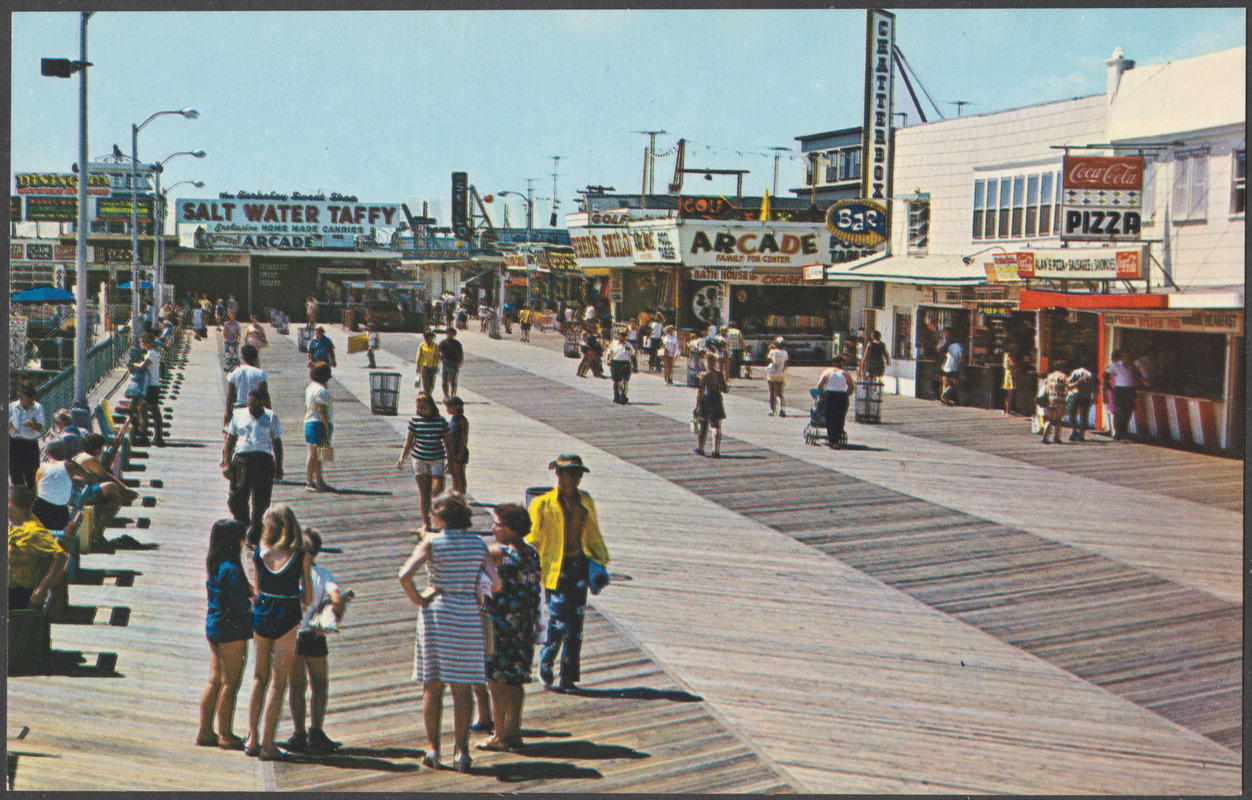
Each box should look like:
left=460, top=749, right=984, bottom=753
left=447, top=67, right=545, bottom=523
left=245, top=504, right=312, bottom=760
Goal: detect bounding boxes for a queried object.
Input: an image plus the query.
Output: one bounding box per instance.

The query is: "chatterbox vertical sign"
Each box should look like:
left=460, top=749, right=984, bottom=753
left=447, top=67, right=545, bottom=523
left=1061, top=155, right=1143, bottom=242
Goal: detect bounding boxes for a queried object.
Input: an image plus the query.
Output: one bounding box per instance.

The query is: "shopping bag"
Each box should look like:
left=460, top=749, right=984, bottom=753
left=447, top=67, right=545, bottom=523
left=318, top=445, right=335, bottom=462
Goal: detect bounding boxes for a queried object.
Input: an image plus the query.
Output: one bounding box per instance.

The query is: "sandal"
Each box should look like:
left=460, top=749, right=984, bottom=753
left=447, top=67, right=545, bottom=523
left=451, top=752, right=472, bottom=773
left=474, top=739, right=510, bottom=752
left=421, top=752, right=441, bottom=770
left=195, top=734, right=218, bottom=747
left=218, top=735, right=246, bottom=751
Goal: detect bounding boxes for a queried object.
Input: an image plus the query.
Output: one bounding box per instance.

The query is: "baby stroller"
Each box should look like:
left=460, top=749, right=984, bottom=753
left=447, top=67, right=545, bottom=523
left=223, top=339, right=240, bottom=373
left=803, top=388, right=848, bottom=446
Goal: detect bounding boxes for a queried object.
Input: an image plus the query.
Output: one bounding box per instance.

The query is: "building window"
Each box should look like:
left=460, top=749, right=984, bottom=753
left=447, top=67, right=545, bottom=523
left=1025, top=175, right=1039, bottom=236
left=805, top=160, right=814, bottom=186
left=1039, top=173, right=1053, bottom=236
left=997, top=178, right=1011, bottom=238
left=1173, top=149, right=1208, bottom=222
left=839, top=148, right=861, bottom=182
left=1054, top=170, right=1063, bottom=234
left=825, top=157, right=838, bottom=184
left=972, top=180, right=985, bottom=240
left=1233, top=147, right=1246, bottom=215
left=1010, top=176, right=1025, bottom=237
left=907, top=197, right=929, bottom=255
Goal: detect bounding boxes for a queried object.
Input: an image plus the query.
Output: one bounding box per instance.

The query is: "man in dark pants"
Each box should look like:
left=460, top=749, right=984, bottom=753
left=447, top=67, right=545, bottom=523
left=1103, top=349, right=1137, bottom=442
left=438, top=326, right=464, bottom=401
left=526, top=454, right=611, bottom=692
left=222, top=388, right=284, bottom=545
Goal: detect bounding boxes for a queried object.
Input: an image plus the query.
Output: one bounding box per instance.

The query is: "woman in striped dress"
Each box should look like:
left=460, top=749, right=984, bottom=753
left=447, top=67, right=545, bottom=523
left=399, top=491, right=501, bottom=772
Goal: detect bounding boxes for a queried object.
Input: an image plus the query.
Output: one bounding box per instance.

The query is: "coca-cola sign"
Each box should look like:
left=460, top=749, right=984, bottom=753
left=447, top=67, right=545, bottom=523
left=1064, top=156, right=1143, bottom=190
left=1061, top=155, right=1144, bottom=244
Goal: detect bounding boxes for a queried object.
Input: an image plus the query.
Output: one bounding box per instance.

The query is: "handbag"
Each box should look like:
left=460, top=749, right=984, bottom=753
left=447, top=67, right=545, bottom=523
left=587, top=559, right=610, bottom=595
left=318, top=445, right=335, bottom=462
left=480, top=611, right=495, bottom=656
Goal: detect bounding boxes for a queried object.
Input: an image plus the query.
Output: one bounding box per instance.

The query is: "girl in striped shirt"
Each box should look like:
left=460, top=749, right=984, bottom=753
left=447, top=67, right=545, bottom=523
left=396, top=392, right=454, bottom=531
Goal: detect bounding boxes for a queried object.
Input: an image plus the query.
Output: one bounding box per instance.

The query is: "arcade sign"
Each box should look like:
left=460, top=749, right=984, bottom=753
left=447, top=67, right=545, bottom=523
left=824, top=199, right=888, bottom=247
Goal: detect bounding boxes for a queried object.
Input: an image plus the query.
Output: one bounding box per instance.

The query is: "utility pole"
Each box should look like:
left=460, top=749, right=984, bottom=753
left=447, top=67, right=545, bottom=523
left=768, top=146, right=790, bottom=197
left=635, top=130, right=666, bottom=196
left=550, top=155, right=560, bottom=226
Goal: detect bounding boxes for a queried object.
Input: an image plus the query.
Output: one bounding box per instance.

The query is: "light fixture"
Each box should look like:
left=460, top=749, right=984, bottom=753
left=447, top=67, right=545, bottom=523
left=703, top=170, right=713, bottom=181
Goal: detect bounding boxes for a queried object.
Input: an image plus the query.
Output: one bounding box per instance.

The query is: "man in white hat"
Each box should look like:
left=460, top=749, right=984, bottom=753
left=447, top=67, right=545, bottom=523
left=526, top=454, right=610, bottom=692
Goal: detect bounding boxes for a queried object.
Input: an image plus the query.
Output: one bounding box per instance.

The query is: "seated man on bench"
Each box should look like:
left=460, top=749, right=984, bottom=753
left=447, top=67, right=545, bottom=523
left=72, top=433, right=142, bottom=549
left=8, top=485, right=69, bottom=610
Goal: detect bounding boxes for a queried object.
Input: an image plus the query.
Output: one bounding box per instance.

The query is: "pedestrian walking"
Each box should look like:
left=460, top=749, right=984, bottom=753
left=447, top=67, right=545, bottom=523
left=476, top=503, right=541, bottom=753
left=244, top=314, right=268, bottom=350
left=1002, top=347, right=1021, bottom=416
left=9, top=383, right=46, bottom=488
left=519, top=307, right=532, bottom=342
left=366, top=324, right=379, bottom=369
left=526, top=455, right=610, bottom=692
left=303, top=362, right=334, bottom=492
left=607, top=329, right=634, bottom=404
left=694, top=353, right=727, bottom=457
left=625, top=319, right=639, bottom=372
left=444, top=397, right=469, bottom=495
left=399, top=492, right=502, bottom=772
left=649, top=313, right=666, bottom=372
left=439, top=327, right=464, bottom=401
left=284, top=526, right=351, bottom=755
left=860, top=330, right=890, bottom=380
left=577, top=324, right=604, bottom=378
left=305, top=295, right=318, bottom=329
left=245, top=504, right=313, bottom=761
left=1103, top=349, right=1137, bottom=442
left=1040, top=362, right=1069, bottom=444
left=1065, top=363, right=1095, bottom=441
left=816, top=355, right=856, bottom=449
left=939, top=327, right=964, bottom=406
left=416, top=330, right=440, bottom=395
left=661, top=325, right=679, bottom=384
left=224, top=345, right=270, bottom=426
left=196, top=518, right=252, bottom=751
left=223, top=388, right=284, bottom=546
left=765, top=337, right=789, bottom=416
left=130, top=332, right=166, bottom=446
left=396, top=393, right=454, bottom=532
left=307, top=327, right=336, bottom=370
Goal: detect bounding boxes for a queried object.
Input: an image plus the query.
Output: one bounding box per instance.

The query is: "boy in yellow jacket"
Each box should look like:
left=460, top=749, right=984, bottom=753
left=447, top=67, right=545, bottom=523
left=526, top=454, right=610, bottom=691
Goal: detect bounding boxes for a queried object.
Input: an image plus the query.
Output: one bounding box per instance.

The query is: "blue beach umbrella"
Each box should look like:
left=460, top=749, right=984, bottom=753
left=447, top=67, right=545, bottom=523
left=117, top=280, right=154, bottom=290
left=10, top=286, right=75, bottom=303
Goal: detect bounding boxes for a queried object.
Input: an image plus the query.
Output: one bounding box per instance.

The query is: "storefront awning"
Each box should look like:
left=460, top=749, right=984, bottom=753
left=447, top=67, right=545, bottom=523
left=1018, top=288, right=1168, bottom=311
left=399, top=259, right=474, bottom=270
left=460, top=268, right=496, bottom=288
left=826, top=253, right=985, bottom=285
left=581, top=267, right=611, bottom=277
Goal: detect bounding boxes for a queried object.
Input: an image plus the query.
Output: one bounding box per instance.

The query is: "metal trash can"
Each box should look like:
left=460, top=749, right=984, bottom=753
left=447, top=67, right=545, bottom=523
left=297, top=327, right=314, bottom=352
left=563, top=329, right=582, bottom=358
left=369, top=371, right=401, bottom=416
left=685, top=354, right=701, bottom=387
left=855, top=379, right=883, bottom=423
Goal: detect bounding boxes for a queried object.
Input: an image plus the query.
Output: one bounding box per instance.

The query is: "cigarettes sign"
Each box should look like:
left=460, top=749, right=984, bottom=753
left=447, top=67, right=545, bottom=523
left=1061, top=156, right=1143, bottom=242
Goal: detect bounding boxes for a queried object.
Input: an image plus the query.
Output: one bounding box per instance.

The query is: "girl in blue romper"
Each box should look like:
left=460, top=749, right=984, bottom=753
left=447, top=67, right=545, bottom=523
left=197, top=519, right=253, bottom=750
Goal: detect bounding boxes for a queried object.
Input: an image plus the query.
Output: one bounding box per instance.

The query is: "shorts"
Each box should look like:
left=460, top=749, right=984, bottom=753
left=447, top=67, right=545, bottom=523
left=296, top=630, right=329, bottom=658
left=145, top=385, right=161, bottom=403
left=304, top=421, right=332, bottom=445
left=412, top=458, right=445, bottom=477
left=252, top=596, right=302, bottom=640
left=767, top=374, right=785, bottom=383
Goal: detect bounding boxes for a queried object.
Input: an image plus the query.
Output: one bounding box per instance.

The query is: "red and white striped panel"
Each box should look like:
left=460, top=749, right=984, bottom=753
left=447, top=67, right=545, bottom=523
left=1134, top=393, right=1222, bottom=450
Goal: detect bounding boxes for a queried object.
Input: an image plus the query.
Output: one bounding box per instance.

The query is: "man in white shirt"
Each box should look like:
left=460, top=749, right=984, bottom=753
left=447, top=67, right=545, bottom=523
left=1103, top=349, right=1137, bottom=442
left=765, top=337, right=789, bottom=416
left=606, top=329, right=635, bottom=404
left=222, top=387, right=283, bottom=546
left=939, top=327, right=964, bottom=406
left=130, top=333, right=166, bottom=446
left=223, top=345, right=270, bottom=427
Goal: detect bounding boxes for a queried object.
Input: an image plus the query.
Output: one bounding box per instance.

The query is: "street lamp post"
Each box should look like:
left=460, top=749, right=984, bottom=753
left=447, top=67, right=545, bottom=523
left=151, top=151, right=205, bottom=317
left=497, top=188, right=535, bottom=325
left=159, top=179, right=204, bottom=310
left=130, top=108, right=198, bottom=331
left=41, top=12, right=93, bottom=408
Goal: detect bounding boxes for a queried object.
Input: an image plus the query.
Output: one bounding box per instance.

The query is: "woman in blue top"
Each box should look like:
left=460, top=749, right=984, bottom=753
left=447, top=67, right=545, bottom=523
left=245, top=504, right=312, bottom=760
left=197, top=519, right=253, bottom=750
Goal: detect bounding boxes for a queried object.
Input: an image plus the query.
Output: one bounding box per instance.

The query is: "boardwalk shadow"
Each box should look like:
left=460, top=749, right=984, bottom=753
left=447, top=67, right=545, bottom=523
left=37, top=650, right=122, bottom=678
left=292, top=748, right=422, bottom=772
left=710, top=453, right=768, bottom=460
left=322, top=488, right=394, bottom=497
left=835, top=443, right=888, bottom=452
left=561, top=686, right=701, bottom=702
left=512, top=740, right=649, bottom=760
left=489, top=760, right=603, bottom=782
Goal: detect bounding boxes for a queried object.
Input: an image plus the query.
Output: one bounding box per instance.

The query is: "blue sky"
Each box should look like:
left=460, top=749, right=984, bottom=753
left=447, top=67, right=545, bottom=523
left=11, top=8, right=1246, bottom=228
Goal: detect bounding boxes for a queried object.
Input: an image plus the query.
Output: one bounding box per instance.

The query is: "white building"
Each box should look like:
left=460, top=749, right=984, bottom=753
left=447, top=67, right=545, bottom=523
left=821, top=44, right=1244, bottom=453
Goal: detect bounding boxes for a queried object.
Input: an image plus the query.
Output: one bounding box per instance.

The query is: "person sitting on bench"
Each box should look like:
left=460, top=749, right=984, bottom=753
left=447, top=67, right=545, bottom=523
left=8, top=485, right=69, bottom=610
left=73, top=433, right=142, bottom=548
left=32, top=440, right=97, bottom=533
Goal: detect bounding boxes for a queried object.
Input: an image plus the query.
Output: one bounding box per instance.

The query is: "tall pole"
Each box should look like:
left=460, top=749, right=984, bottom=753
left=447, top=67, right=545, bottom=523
left=130, top=123, right=142, bottom=332
left=73, top=11, right=91, bottom=407
left=153, top=167, right=163, bottom=320
left=769, top=146, right=789, bottom=197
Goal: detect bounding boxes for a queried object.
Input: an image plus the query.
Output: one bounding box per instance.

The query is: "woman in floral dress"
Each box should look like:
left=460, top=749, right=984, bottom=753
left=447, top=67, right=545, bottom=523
left=476, top=502, right=541, bottom=752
